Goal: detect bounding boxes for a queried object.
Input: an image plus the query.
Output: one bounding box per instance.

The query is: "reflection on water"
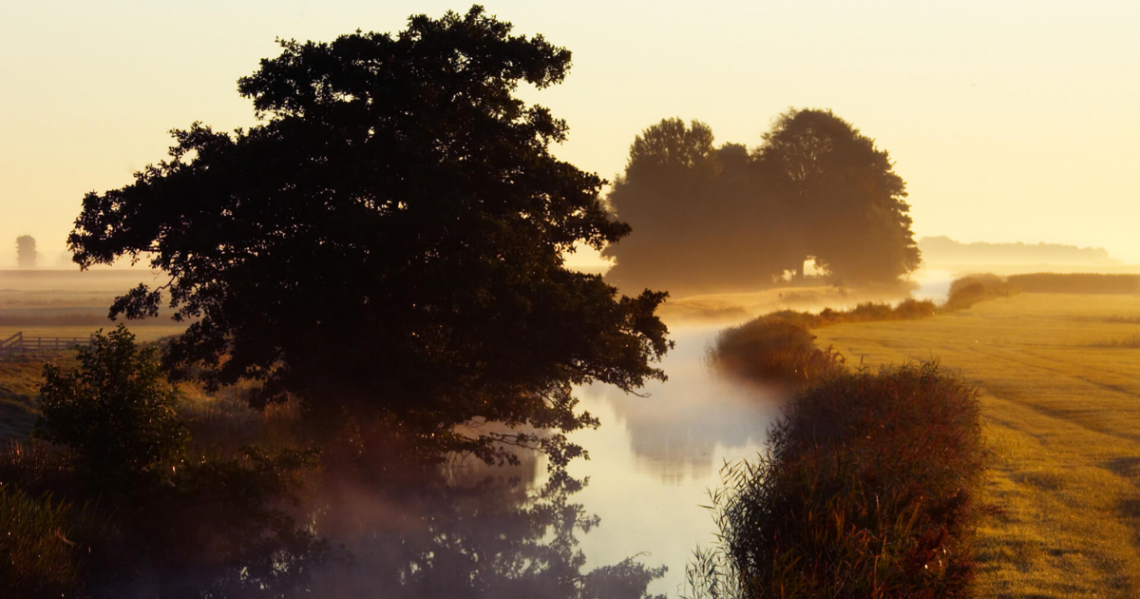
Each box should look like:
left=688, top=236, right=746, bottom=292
left=299, top=325, right=775, bottom=598
left=585, top=327, right=780, bottom=483
left=306, top=455, right=667, bottom=599
left=545, top=325, right=779, bottom=596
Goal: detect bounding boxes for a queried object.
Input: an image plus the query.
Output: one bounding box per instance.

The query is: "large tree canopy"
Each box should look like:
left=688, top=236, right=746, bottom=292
left=603, top=110, right=920, bottom=295
left=69, top=6, right=671, bottom=464
left=755, top=109, right=920, bottom=283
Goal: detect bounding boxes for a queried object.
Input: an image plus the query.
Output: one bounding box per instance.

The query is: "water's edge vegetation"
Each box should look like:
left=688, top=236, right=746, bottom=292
left=688, top=277, right=1001, bottom=597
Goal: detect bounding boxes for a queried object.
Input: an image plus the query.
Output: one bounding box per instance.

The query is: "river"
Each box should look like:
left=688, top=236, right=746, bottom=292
left=536, top=324, right=781, bottom=597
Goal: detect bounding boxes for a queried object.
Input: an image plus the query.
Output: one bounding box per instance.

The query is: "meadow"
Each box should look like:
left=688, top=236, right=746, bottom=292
left=812, top=293, right=1140, bottom=598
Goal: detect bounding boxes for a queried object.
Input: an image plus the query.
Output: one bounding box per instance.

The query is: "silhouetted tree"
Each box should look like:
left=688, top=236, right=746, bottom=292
left=603, top=120, right=798, bottom=295
left=603, top=119, right=727, bottom=294
left=67, top=6, right=671, bottom=465
left=15, top=235, right=36, bottom=269
left=603, top=110, right=920, bottom=294
left=755, top=108, right=920, bottom=283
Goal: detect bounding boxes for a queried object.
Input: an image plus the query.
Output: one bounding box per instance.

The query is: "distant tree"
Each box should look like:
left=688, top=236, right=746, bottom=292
left=603, top=119, right=725, bottom=294
left=603, top=121, right=800, bottom=295
left=625, top=117, right=719, bottom=178
left=604, top=110, right=920, bottom=294
left=67, top=7, right=671, bottom=465
left=15, top=235, right=36, bottom=269
left=755, top=108, right=920, bottom=283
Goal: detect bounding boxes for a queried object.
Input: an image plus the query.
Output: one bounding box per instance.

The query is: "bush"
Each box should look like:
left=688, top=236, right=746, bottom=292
left=893, top=298, right=938, bottom=319
left=25, top=325, right=327, bottom=596
left=944, top=274, right=1017, bottom=311
left=35, top=325, right=187, bottom=492
left=688, top=363, right=985, bottom=599
left=117, top=445, right=329, bottom=597
left=712, top=319, right=843, bottom=385
left=710, top=299, right=941, bottom=385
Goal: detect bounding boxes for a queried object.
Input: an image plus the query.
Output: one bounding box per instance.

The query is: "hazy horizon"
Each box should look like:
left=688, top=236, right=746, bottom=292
left=2, top=1, right=1139, bottom=268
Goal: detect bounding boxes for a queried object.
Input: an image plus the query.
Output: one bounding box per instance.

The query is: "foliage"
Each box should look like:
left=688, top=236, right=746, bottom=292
left=35, top=325, right=187, bottom=491
left=67, top=6, right=671, bottom=464
left=710, top=299, right=938, bottom=384
left=686, top=363, right=984, bottom=599
left=944, top=274, right=1018, bottom=311
left=0, top=485, right=80, bottom=598
left=15, top=235, right=36, bottom=269
left=115, top=445, right=329, bottom=598
left=756, top=109, right=920, bottom=284
left=603, top=109, right=920, bottom=295
left=711, top=319, right=842, bottom=386
left=13, top=327, right=326, bottom=596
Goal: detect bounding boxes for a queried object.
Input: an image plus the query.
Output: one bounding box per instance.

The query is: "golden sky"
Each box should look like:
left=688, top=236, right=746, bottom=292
left=2, top=0, right=1138, bottom=268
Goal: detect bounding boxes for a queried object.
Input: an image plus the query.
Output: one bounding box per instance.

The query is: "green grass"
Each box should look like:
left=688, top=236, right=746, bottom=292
left=812, top=293, right=1140, bottom=598
left=0, top=357, right=61, bottom=442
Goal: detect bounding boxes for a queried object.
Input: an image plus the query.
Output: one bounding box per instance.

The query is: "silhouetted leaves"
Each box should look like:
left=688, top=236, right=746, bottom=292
left=604, top=110, right=920, bottom=295
left=68, top=6, right=671, bottom=463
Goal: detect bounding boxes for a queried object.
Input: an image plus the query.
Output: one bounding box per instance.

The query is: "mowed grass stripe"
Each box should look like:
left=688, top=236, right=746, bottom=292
left=813, top=293, right=1140, bottom=598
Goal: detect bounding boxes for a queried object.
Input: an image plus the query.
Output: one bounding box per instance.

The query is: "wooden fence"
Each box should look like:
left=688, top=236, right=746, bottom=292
left=0, top=332, right=92, bottom=358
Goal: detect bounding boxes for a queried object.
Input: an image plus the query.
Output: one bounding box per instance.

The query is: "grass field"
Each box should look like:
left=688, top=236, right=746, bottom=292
left=812, top=293, right=1140, bottom=598
left=0, top=325, right=185, bottom=344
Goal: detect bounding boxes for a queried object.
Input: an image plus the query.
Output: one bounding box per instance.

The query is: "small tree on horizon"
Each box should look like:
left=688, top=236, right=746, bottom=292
left=16, top=235, right=37, bottom=269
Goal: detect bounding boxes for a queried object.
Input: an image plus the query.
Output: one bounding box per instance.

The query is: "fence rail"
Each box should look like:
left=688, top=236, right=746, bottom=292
left=0, top=332, right=92, bottom=357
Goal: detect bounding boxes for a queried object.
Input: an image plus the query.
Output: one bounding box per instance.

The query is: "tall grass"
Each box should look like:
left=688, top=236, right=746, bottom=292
left=712, top=319, right=844, bottom=385
left=687, top=364, right=985, bottom=599
left=710, top=299, right=937, bottom=385
left=697, top=291, right=987, bottom=597
left=1088, top=334, right=1140, bottom=349
left=0, top=485, right=80, bottom=597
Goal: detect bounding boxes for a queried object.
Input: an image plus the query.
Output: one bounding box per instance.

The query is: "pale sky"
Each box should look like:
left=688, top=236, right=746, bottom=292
left=2, top=0, right=1138, bottom=268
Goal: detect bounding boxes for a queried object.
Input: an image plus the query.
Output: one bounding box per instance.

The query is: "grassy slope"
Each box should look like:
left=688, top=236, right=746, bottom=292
left=0, top=358, right=52, bottom=441
left=812, top=293, right=1140, bottom=598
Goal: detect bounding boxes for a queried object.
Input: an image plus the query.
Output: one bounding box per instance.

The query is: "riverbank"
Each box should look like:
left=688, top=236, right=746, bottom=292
left=813, top=293, right=1140, bottom=597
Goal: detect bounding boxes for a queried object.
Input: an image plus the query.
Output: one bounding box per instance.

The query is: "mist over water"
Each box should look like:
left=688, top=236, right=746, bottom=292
left=292, top=324, right=778, bottom=598
left=559, top=325, right=780, bottom=595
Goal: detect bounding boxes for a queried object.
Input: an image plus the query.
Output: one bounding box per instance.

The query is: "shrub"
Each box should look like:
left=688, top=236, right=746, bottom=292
left=688, top=363, right=985, bottom=599
left=712, top=319, right=843, bottom=385
left=35, top=325, right=187, bottom=492
left=120, top=445, right=328, bottom=597
left=24, top=326, right=327, bottom=595
left=848, top=302, right=895, bottom=321
left=710, top=299, right=939, bottom=385
left=945, top=274, right=1017, bottom=311
left=893, top=298, right=938, bottom=319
